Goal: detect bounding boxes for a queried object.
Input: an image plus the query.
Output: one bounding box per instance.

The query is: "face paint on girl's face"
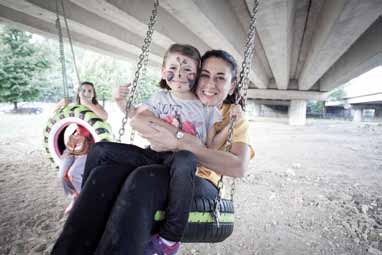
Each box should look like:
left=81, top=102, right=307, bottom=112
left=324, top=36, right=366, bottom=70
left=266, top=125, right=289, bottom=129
left=186, top=72, right=196, bottom=89
left=163, top=53, right=198, bottom=93
left=167, top=71, right=175, bottom=82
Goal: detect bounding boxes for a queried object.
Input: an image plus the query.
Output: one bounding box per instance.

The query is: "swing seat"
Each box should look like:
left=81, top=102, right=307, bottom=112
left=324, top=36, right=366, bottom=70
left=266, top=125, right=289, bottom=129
left=154, top=197, right=234, bottom=243
left=44, top=105, right=114, bottom=167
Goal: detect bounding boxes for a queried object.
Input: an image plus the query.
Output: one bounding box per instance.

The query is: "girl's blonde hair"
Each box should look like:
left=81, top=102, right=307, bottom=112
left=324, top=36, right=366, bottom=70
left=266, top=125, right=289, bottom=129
left=76, top=81, right=99, bottom=105
left=159, top=43, right=201, bottom=90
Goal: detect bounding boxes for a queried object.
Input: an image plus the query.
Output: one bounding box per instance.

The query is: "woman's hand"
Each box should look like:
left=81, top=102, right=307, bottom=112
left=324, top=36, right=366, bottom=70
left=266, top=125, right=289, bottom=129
left=142, top=123, right=203, bottom=152
left=230, top=104, right=243, bottom=120
left=141, top=123, right=179, bottom=152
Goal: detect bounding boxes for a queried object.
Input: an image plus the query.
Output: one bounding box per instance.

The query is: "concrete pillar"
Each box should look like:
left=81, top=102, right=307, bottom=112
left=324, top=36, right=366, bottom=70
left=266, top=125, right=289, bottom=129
left=289, top=100, right=307, bottom=125
left=252, top=102, right=262, bottom=117
left=352, top=108, right=362, bottom=122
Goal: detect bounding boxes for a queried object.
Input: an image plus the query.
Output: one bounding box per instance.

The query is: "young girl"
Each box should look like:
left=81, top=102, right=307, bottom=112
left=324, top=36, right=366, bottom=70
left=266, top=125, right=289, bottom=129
left=57, top=81, right=108, bottom=214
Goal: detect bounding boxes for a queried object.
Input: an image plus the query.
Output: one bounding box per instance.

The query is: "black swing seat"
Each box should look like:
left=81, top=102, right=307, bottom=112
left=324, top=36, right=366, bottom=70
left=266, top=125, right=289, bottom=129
left=154, top=197, right=234, bottom=243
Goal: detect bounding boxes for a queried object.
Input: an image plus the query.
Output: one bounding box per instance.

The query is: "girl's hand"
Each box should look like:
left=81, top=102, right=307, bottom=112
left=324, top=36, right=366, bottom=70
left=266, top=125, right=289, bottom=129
left=63, top=98, right=69, bottom=107
left=230, top=104, right=243, bottom=120
left=113, top=83, right=131, bottom=101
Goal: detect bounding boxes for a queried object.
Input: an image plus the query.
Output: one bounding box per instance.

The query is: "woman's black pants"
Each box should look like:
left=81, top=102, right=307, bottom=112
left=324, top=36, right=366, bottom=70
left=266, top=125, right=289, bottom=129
left=51, top=142, right=217, bottom=255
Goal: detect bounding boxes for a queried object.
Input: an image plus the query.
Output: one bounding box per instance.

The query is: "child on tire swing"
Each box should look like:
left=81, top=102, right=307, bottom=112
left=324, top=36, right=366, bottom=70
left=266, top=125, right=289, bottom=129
left=56, top=81, right=108, bottom=214
left=112, top=44, right=239, bottom=254
left=51, top=47, right=245, bottom=255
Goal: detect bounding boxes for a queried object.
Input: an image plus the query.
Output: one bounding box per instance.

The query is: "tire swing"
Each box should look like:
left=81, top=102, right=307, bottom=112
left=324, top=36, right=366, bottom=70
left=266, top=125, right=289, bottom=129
left=44, top=105, right=113, bottom=167
left=117, top=0, right=260, bottom=243
left=44, top=0, right=113, bottom=168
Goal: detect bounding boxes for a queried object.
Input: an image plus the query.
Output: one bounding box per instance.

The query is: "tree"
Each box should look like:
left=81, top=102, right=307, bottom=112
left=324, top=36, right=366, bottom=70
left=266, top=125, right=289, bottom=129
left=77, top=50, right=160, bottom=105
left=0, top=26, right=49, bottom=109
left=328, top=86, right=346, bottom=101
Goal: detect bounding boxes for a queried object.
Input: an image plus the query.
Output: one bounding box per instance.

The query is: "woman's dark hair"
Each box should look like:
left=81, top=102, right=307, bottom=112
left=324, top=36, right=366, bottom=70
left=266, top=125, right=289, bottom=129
left=76, top=81, right=98, bottom=105
left=159, top=43, right=201, bottom=90
left=200, top=50, right=244, bottom=108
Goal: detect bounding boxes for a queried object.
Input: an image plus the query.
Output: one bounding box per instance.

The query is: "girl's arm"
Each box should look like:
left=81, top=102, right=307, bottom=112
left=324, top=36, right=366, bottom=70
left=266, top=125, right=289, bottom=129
left=206, top=126, right=217, bottom=148
left=53, top=98, right=69, bottom=113
left=113, top=84, right=139, bottom=118
left=130, top=110, right=179, bottom=137
left=113, top=85, right=128, bottom=114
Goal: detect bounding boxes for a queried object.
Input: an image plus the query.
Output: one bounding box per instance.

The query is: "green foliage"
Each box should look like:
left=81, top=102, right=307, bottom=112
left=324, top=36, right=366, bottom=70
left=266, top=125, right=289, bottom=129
left=0, top=26, right=50, bottom=108
left=0, top=25, right=161, bottom=106
left=34, top=38, right=73, bottom=102
left=78, top=52, right=130, bottom=102
left=76, top=50, right=160, bottom=104
left=308, top=101, right=325, bottom=113
left=133, top=76, right=160, bottom=105
left=328, top=87, right=346, bottom=101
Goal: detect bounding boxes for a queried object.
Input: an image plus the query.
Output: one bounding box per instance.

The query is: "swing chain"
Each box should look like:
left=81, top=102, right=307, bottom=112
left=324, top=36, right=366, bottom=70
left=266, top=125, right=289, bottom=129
left=213, top=0, right=259, bottom=226
left=118, top=0, right=159, bottom=142
left=60, top=0, right=81, bottom=85
left=237, top=0, right=259, bottom=110
left=55, top=0, right=69, bottom=101
left=55, top=0, right=81, bottom=102
left=130, top=43, right=151, bottom=143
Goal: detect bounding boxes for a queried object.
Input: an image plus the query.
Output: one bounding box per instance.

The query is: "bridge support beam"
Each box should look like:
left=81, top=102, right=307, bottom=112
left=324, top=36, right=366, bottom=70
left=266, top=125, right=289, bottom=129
left=352, top=108, right=362, bottom=122
left=288, top=100, right=307, bottom=125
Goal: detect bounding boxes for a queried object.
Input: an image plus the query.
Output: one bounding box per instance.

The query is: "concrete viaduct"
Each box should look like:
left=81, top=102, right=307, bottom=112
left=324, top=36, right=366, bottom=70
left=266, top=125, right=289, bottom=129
left=0, top=0, right=381, bottom=125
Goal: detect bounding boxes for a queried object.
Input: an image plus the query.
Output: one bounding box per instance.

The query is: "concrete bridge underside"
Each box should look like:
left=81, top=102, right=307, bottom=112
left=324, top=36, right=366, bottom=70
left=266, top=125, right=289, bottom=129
left=0, top=0, right=381, bottom=125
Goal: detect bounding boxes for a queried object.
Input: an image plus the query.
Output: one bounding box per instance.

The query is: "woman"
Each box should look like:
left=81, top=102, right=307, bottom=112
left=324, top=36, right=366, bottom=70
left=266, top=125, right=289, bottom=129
left=56, top=81, right=108, bottom=214
left=51, top=50, right=253, bottom=255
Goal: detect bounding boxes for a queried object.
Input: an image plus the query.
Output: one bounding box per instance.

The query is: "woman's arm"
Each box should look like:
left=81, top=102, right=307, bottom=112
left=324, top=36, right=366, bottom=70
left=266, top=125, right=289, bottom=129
left=144, top=124, right=250, bottom=178
left=207, top=124, right=230, bottom=149
left=179, top=137, right=250, bottom=178
left=207, top=105, right=243, bottom=150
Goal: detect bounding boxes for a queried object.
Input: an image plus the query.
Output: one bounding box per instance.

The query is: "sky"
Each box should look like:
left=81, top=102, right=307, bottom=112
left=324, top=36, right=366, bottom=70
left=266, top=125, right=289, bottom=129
left=342, top=65, right=382, bottom=98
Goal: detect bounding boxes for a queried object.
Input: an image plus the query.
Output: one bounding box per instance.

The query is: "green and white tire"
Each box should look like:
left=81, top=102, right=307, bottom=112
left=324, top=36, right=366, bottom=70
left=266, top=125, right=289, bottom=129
left=43, top=105, right=114, bottom=167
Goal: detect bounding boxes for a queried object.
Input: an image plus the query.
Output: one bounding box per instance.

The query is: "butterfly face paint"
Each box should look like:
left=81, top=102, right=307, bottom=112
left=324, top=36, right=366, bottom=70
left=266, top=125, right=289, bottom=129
left=163, top=53, right=198, bottom=91
left=167, top=71, right=175, bottom=82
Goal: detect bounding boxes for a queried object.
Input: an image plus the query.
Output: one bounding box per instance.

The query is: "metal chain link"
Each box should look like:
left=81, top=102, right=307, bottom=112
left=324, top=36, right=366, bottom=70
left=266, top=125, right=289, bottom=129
left=237, top=0, right=259, bottom=110
left=129, top=43, right=151, bottom=143
left=60, top=0, right=81, bottom=85
left=118, top=0, right=159, bottom=142
left=214, top=0, right=259, bottom=218
left=55, top=0, right=69, bottom=101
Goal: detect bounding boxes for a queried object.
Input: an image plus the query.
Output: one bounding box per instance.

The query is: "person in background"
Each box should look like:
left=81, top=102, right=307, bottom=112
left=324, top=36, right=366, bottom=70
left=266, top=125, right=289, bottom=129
left=56, top=81, right=108, bottom=214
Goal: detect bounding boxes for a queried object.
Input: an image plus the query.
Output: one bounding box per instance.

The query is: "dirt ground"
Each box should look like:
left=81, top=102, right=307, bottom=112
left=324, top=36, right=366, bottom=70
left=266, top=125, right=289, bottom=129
left=0, top=104, right=381, bottom=255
